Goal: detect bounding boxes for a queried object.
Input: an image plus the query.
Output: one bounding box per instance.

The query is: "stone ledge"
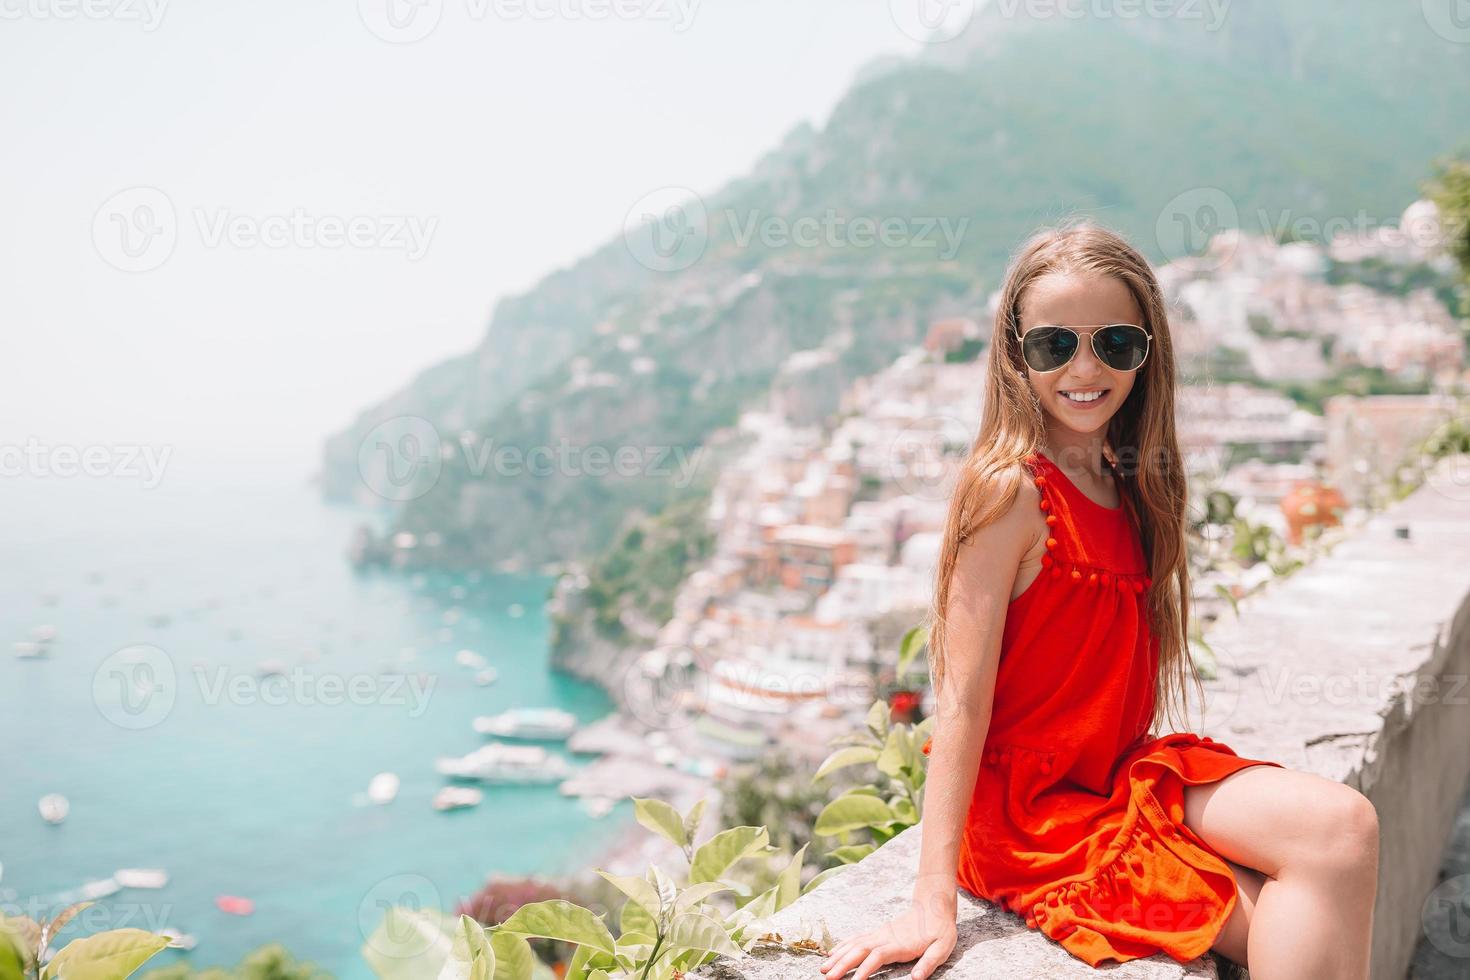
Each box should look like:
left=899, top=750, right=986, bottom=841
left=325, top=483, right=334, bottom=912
left=694, top=457, right=1470, bottom=980
left=697, top=822, right=1218, bottom=979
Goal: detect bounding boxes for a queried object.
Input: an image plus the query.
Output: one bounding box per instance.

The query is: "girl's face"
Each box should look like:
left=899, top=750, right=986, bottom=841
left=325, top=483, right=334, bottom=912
left=1017, top=271, right=1143, bottom=436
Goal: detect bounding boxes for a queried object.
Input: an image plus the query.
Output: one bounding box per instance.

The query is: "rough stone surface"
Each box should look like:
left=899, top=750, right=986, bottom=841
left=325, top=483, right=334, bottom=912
left=693, top=458, right=1470, bottom=980
left=1187, top=458, right=1470, bottom=980
left=696, top=822, right=1219, bottom=979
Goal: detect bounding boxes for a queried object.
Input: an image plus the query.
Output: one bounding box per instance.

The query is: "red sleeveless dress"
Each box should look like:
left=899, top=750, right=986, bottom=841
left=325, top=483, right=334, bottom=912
left=919, top=449, right=1284, bottom=967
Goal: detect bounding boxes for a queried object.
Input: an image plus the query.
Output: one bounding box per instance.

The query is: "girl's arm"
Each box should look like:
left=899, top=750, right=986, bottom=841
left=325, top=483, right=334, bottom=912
left=913, top=478, right=1041, bottom=921
left=820, top=478, right=1040, bottom=980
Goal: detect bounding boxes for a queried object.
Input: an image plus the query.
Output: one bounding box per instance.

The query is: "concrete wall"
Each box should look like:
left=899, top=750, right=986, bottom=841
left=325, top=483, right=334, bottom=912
left=692, top=457, right=1470, bottom=980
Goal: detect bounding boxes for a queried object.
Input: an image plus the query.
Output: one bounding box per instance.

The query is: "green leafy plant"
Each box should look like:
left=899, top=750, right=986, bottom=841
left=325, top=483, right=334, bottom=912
left=139, top=943, right=329, bottom=980
left=809, top=697, right=935, bottom=869
left=0, top=903, right=173, bottom=980
left=363, top=796, right=815, bottom=980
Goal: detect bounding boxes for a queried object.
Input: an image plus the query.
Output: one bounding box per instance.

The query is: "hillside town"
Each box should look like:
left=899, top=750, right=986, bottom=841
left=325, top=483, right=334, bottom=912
left=570, top=201, right=1467, bottom=775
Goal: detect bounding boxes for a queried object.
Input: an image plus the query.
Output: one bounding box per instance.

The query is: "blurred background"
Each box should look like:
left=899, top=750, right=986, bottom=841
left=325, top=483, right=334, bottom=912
left=3, top=1, right=1470, bottom=977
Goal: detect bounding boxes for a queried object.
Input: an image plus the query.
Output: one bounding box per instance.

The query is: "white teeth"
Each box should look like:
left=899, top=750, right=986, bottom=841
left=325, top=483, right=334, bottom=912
left=1062, top=390, right=1106, bottom=403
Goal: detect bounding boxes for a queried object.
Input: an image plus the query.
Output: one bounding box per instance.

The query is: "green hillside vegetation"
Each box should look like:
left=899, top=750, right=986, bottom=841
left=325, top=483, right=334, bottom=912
left=330, top=2, right=1470, bottom=653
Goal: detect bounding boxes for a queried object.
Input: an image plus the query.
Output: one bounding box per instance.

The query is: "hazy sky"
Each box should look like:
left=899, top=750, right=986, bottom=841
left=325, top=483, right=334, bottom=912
left=0, top=0, right=935, bottom=476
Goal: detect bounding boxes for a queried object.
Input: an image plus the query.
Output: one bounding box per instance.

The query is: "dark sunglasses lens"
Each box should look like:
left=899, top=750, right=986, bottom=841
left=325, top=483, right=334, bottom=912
left=1095, top=325, right=1148, bottom=371
left=1022, top=327, right=1077, bottom=371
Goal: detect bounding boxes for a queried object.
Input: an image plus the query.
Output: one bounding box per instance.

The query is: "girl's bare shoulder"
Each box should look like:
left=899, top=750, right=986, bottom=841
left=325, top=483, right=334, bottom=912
left=955, top=461, right=1046, bottom=570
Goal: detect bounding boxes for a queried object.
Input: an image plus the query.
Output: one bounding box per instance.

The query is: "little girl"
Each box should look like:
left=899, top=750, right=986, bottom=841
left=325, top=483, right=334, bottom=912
left=819, top=224, right=1380, bottom=980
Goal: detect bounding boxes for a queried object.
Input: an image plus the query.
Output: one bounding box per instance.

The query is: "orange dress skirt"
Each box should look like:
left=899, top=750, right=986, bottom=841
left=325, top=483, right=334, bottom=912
left=920, top=449, right=1283, bottom=967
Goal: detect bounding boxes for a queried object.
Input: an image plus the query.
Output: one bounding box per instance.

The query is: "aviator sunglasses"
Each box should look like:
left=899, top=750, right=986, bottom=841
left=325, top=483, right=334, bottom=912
left=1013, top=322, right=1153, bottom=374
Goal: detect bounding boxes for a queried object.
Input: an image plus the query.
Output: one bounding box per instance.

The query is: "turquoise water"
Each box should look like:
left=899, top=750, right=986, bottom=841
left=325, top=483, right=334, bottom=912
left=0, top=457, right=632, bottom=977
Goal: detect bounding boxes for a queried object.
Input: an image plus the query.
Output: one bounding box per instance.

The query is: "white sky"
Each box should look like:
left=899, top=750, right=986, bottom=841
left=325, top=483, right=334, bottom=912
left=0, top=0, right=930, bottom=476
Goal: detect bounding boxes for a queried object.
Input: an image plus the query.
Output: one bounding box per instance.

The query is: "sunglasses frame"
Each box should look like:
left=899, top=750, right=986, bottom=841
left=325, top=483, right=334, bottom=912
left=1012, top=322, right=1153, bottom=374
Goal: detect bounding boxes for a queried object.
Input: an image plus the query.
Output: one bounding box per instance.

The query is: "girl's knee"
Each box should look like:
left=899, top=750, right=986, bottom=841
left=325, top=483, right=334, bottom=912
left=1313, top=784, right=1380, bottom=875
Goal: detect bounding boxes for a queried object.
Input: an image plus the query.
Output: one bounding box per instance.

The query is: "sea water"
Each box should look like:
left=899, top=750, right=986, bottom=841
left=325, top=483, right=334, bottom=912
left=0, top=455, right=630, bottom=977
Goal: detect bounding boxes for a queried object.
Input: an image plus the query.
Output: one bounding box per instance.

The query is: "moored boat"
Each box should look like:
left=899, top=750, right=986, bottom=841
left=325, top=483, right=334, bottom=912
left=432, top=786, right=484, bottom=811
left=434, top=743, right=571, bottom=784
left=472, top=707, right=577, bottom=740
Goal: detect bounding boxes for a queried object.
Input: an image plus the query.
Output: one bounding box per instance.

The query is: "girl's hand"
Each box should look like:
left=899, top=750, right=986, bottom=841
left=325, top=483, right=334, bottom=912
left=817, top=902, right=957, bottom=980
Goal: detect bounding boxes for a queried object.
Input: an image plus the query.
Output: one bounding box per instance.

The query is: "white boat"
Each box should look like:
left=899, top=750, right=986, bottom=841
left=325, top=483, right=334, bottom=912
left=367, top=772, right=400, bottom=805
left=80, top=877, right=121, bottom=900
left=474, top=668, right=498, bottom=687
left=435, top=743, right=571, bottom=784
left=432, top=786, right=483, bottom=811
left=159, top=928, right=197, bottom=950
left=455, top=650, right=486, bottom=669
left=472, top=707, right=577, bottom=740
left=15, top=642, right=46, bottom=659
left=39, top=794, right=69, bottom=825
left=32, top=625, right=58, bottom=643
left=256, top=659, right=288, bottom=677
left=115, top=868, right=169, bottom=889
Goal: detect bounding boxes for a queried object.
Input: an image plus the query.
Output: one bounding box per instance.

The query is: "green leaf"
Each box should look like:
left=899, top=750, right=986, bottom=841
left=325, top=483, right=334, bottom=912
left=613, top=931, right=655, bottom=951
left=437, top=916, right=495, bottom=980
left=594, top=871, right=662, bottom=921
left=647, top=865, right=678, bottom=913
left=897, top=625, right=928, bottom=677
left=800, top=864, right=855, bottom=896
left=773, top=844, right=808, bottom=910
left=362, top=908, right=456, bottom=980
left=724, top=886, right=778, bottom=940
left=664, top=912, right=744, bottom=959
left=39, top=928, right=171, bottom=980
left=813, top=746, right=880, bottom=781
left=497, top=900, right=616, bottom=959
left=561, top=942, right=603, bottom=980
left=618, top=894, right=657, bottom=940
left=864, top=700, right=890, bottom=741
left=632, top=797, right=688, bottom=849
left=41, top=902, right=93, bottom=954
left=814, top=793, right=896, bottom=836
left=876, top=727, right=909, bottom=779
left=673, top=881, right=731, bottom=915
left=828, top=843, right=876, bottom=864
left=0, top=922, right=27, bottom=980
left=0, top=917, right=40, bottom=976
left=612, top=939, right=653, bottom=973
left=682, top=798, right=708, bottom=844
left=487, top=931, right=537, bottom=980
left=688, top=826, right=769, bottom=885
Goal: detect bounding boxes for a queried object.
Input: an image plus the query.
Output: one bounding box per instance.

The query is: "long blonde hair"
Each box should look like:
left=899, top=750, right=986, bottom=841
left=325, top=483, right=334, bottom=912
left=924, top=221, right=1201, bottom=736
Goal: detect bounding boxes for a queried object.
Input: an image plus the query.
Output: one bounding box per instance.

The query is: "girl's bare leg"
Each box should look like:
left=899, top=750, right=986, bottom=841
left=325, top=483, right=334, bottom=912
left=1209, top=857, right=1266, bottom=970
left=1181, top=765, right=1379, bottom=980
